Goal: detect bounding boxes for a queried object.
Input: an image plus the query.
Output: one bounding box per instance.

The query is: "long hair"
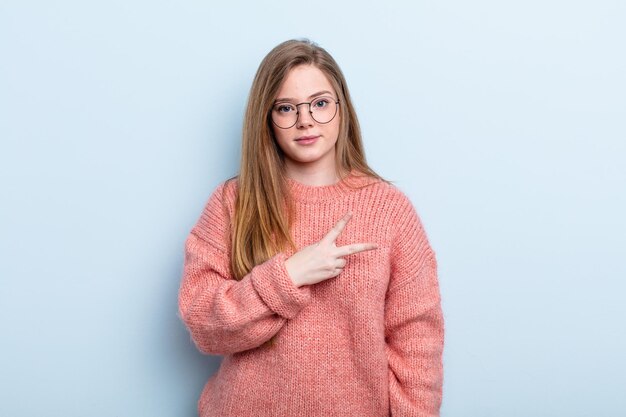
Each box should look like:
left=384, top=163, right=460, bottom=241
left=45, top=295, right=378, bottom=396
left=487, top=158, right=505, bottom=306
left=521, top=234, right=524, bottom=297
left=229, top=39, right=390, bottom=328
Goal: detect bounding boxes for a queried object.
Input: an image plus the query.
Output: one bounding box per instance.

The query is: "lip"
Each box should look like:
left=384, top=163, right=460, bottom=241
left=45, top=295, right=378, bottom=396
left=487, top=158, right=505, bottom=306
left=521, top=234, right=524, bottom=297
left=295, top=135, right=320, bottom=141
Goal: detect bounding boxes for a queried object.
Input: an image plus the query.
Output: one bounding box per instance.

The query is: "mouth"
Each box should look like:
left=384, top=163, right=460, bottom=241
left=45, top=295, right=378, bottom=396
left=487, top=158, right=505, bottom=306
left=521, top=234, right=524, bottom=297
left=295, top=135, right=320, bottom=142
left=294, top=135, right=320, bottom=145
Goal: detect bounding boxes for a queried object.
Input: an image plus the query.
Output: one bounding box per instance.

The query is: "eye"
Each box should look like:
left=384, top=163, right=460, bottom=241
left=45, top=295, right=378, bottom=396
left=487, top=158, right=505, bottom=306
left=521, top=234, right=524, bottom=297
left=275, top=103, right=295, bottom=113
left=312, top=98, right=331, bottom=109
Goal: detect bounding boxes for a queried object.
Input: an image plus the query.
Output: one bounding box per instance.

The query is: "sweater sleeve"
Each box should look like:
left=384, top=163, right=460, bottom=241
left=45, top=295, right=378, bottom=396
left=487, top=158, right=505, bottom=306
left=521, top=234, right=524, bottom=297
left=385, top=193, right=444, bottom=416
left=177, top=183, right=312, bottom=355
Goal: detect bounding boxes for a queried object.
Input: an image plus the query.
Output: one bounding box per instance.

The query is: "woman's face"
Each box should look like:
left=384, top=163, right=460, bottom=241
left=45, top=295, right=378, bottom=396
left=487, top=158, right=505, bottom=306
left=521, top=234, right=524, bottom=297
left=271, top=65, right=341, bottom=176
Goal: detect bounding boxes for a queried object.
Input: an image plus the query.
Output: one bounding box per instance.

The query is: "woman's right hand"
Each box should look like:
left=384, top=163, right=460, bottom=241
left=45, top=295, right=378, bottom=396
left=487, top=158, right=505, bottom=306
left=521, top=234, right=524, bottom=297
left=284, top=212, right=378, bottom=287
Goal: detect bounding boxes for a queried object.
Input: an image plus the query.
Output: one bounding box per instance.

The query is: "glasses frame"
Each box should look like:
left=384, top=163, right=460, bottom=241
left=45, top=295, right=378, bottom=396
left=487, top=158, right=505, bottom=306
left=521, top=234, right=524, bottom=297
left=271, top=97, right=340, bottom=129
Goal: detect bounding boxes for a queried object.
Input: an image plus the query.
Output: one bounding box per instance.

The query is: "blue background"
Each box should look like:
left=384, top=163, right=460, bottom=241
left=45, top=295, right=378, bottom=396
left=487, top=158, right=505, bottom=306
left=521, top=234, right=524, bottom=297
left=1, top=1, right=624, bottom=416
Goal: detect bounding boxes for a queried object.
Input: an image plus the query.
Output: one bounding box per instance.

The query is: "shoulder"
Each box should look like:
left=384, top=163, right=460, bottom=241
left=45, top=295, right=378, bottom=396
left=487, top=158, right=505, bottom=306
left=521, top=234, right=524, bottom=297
left=383, top=183, right=436, bottom=274
left=199, top=175, right=241, bottom=217
left=380, top=181, right=414, bottom=208
left=344, top=171, right=426, bottom=233
left=213, top=175, right=239, bottom=205
left=371, top=180, right=431, bottom=249
left=191, top=176, right=239, bottom=251
left=352, top=174, right=419, bottom=219
left=386, top=184, right=422, bottom=224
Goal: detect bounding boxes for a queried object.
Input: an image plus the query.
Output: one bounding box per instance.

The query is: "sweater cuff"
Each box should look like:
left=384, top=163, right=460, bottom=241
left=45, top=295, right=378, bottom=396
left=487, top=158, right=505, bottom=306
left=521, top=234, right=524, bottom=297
left=250, top=252, right=311, bottom=319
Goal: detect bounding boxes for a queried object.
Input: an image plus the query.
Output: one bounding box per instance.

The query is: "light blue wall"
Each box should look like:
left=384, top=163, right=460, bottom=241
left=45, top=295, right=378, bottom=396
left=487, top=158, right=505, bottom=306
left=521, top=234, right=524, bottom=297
left=1, top=1, right=624, bottom=416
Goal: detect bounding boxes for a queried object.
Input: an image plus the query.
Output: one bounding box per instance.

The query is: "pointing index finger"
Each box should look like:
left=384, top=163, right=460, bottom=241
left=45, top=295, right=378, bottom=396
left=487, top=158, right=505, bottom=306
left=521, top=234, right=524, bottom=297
left=335, top=242, right=379, bottom=257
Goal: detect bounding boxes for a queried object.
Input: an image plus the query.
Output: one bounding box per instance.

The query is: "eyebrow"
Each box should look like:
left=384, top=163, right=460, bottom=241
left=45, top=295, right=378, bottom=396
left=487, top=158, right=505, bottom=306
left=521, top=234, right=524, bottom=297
left=274, top=90, right=334, bottom=103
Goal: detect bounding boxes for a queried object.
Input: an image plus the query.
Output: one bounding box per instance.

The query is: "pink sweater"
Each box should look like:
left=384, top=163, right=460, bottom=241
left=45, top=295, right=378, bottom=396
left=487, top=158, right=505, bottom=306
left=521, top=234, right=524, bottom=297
left=178, top=171, right=444, bottom=416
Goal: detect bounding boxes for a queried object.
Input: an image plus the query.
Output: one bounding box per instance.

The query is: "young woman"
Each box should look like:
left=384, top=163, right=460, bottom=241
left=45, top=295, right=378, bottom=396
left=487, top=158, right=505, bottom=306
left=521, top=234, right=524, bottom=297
left=178, top=39, right=444, bottom=416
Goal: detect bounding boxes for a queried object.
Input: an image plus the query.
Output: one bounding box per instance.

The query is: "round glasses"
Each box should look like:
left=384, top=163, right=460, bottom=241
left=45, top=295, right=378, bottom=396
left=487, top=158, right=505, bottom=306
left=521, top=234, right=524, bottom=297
left=271, top=96, right=340, bottom=129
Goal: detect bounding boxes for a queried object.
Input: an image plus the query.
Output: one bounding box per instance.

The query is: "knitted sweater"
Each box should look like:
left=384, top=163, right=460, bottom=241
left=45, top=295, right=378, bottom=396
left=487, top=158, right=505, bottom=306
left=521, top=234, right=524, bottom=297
left=178, top=170, right=444, bottom=417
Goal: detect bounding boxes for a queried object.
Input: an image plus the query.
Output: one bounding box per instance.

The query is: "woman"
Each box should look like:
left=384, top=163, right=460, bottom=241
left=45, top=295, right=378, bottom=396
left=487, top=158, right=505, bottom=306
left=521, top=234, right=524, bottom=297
left=178, top=39, right=444, bottom=416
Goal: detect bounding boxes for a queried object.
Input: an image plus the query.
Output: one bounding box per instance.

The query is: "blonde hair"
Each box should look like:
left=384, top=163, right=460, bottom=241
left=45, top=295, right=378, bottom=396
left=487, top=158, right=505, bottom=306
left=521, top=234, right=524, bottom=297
left=226, top=39, right=390, bottom=344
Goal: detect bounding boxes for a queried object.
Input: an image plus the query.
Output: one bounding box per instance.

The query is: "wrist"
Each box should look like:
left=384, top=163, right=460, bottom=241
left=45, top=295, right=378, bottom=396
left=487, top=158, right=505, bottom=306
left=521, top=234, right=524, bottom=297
left=284, top=257, right=302, bottom=287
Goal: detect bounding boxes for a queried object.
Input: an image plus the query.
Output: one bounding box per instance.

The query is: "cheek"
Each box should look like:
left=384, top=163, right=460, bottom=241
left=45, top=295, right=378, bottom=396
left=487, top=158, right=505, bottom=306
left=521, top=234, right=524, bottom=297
left=329, top=115, right=341, bottom=140
left=272, top=126, right=292, bottom=150
left=271, top=125, right=283, bottom=142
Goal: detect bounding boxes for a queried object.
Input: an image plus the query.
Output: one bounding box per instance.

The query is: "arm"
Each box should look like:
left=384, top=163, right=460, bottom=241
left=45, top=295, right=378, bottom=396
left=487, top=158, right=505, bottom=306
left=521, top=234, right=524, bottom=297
left=385, top=194, right=444, bottom=416
left=178, top=184, right=312, bottom=355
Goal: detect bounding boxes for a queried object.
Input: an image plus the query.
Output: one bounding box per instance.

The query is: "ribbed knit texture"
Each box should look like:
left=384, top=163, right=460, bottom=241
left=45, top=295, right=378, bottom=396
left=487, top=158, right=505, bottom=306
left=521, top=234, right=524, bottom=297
left=178, top=170, right=444, bottom=417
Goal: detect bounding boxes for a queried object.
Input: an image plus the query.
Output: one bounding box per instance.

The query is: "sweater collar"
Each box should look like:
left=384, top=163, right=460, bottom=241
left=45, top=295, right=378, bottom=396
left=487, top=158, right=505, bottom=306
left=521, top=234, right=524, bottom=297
left=285, top=169, right=376, bottom=202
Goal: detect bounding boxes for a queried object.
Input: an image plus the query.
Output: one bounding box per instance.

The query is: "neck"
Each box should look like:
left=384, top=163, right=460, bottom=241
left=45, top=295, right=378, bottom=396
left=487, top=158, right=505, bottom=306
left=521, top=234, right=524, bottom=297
left=285, top=165, right=343, bottom=187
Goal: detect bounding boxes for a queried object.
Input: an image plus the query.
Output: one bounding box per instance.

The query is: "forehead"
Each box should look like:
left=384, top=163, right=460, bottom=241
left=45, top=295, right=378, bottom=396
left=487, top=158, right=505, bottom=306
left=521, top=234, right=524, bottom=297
left=275, top=65, right=336, bottom=100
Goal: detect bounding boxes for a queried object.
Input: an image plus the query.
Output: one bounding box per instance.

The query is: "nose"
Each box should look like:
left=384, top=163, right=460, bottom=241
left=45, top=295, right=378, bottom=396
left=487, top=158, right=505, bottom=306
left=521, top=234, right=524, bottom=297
left=295, top=103, right=315, bottom=128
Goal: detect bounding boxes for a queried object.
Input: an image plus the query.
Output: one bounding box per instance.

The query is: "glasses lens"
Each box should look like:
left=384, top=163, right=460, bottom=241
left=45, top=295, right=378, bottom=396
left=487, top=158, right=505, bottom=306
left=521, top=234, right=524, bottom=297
left=310, top=97, right=338, bottom=124
left=272, top=103, right=298, bottom=129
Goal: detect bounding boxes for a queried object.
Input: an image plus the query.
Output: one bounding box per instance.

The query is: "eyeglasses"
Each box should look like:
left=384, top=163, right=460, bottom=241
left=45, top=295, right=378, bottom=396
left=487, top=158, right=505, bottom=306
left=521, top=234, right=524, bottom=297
left=271, top=96, right=340, bottom=129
